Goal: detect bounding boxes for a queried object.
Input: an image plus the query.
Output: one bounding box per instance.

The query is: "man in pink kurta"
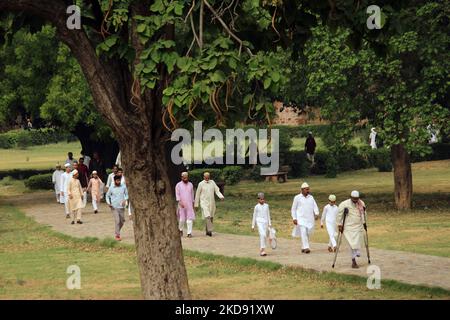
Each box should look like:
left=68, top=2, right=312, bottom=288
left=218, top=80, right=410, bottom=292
left=175, top=172, right=195, bottom=238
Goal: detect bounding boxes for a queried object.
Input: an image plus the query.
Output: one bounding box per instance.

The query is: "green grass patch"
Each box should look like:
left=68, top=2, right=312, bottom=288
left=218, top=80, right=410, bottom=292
left=0, top=204, right=449, bottom=299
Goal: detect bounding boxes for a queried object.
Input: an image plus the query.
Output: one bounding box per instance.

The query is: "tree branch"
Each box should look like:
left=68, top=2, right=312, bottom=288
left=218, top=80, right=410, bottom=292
left=203, top=0, right=253, bottom=56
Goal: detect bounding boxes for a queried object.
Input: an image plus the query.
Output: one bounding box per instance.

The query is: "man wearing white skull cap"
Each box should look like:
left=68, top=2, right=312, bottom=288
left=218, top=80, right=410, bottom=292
left=60, top=163, right=72, bottom=218
left=291, top=182, right=319, bottom=253
left=337, top=190, right=367, bottom=268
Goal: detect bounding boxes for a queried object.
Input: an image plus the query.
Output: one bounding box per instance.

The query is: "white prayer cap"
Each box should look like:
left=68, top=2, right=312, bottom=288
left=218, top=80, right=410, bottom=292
left=181, top=172, right=188, bottom=177
left=257, top=192, right=265, bottom=199
left=203, top=172, right=210, bottom=177
left=72, top=169, right=78, bottom=175
left=351, top=190, right=360, bottom=198
left=92, top=170, right=98, bottom=174
left=56, top=163, right=61, bottom=167
left=308, top=131, right=313, bottom=134
left=64, top=163, right=71, bottom=168
left=328, top=194, right=336, bottom=202
left=301, top=182, right=309, bottom=189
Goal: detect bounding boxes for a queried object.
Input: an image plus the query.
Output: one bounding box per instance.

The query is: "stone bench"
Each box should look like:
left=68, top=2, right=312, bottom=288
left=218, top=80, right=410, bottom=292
left=261, top=171, right=288, bottom=183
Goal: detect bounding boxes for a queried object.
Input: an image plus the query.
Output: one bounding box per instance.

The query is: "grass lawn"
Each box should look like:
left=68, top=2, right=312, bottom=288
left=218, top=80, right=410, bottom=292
left=0, top=204, right=448, bottom=299
left=201, top=160, right=450, bottom=257
left=0, top=141, right=81, bottom=170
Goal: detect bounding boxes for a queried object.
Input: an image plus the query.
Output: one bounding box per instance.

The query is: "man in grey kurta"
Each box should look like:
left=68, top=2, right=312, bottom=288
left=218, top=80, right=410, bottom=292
left=337, top=190, right=367, bottom=268
left=194, top=172, right=224, bottom=236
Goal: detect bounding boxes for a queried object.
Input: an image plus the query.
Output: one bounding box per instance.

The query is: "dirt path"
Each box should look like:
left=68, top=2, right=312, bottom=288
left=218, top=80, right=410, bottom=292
left=5, top=192, right=450, bottom=291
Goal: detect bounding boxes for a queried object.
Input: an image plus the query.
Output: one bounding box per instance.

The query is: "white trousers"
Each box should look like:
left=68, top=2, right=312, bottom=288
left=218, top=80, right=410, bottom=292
left=82, top=191, right=87, bottom=208
left=63, top=196, right=70, bottom=215
left=256, top=221, right=268, bottom=249
left=92, top=199, right=98, bottom=211
left=325, top=221, right=337, bottom=248
left=300, top=225, right=314, bottom=249
left=351, top=248, right=361, bottom=259
left=178, top=219, right=193, bottom=234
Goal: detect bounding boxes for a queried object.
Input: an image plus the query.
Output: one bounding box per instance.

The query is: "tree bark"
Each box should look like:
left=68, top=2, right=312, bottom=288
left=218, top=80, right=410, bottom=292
left=0, top=0, right=191, bottom=299
left=391, top=144, right=413, bottom=210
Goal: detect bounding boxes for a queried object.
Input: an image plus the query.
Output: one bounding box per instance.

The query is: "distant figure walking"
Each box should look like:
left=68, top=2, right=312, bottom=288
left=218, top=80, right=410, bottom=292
left=175, top=172, right=195, bottom=238
left=60, top=163, right=72, bottom=218
left=369, top=127, right=377, bottom=149
left=106, top=175, right=129, bottom=241
left=87, top=171, right=103, bottom=214
left=68, top=170, right=84, bottom=225
left=52, top=164, right=63, bottom=203
left=305, top=132, right=316, bottom=165
left=252, top=192, right=272, bottom=256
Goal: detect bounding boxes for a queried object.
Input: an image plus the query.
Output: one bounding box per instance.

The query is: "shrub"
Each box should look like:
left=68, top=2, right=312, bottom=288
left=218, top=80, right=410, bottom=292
left=0, top=128, right=76, bottom=149
left=370, top=148, right=392, bottom=172
left=24, top=173, right=54, bottom=190
left=325, top=156, right=338, bottom=178
left=310, top=151, right=328, bottom=175
left=0, top=169, right=53, bottom=180
left=244, top=166, right=265, bottom=182
left=284, top=150, right=309, bottom=178
left=222, top=166, right=243, bottom=185
left=16, top=131, right=33, bottom=149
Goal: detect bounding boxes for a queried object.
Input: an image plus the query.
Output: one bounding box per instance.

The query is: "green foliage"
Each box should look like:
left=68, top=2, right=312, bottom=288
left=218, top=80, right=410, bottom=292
left=0, top=169, right=53, bottom=180
left=222, top=166, right=243, bottom=185
left=283, top=151, right=309, bottom=178
left=244, top=165, right=265, bottom=182
left=0, top=26, right=58, bottom=127
left=24, top=173, right=53, bottom=190
left=0, top=128, right=75, bottom=149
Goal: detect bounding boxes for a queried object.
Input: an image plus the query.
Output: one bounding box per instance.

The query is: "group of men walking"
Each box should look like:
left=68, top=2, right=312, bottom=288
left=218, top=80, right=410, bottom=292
left=53, top=154, right=368, bottom=268
left=175, top=172, right=224, bottom=238
left=291, top=183, right=368, bottom=268
left=52, top=151, right=130, bottom=241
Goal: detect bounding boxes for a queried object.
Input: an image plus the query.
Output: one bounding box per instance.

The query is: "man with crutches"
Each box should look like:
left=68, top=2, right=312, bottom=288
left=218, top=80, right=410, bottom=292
left=335, top=190, right=367, bottom=268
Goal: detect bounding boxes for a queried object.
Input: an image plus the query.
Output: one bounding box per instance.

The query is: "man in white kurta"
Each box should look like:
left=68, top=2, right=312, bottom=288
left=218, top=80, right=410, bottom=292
left=52, top=164, right=63, bottom=203
left=321, top=194, right=338, bottom=252
left=291, top=182, right=319, bottom=253
left=337, top=190, right=367, bottom=268
left=252, top=192, right=272, bottom=256
left=369, top=128, right=377, bottom=149
left=60, top=163, right=72, bottom=218
left=194, top=172, right=224, bottom=236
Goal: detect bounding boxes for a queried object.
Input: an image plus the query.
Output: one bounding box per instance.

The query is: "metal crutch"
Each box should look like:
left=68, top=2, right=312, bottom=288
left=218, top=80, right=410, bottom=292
left=363, top=208, right=371, bottom=264
left=332, top=208, right=348, bottom=268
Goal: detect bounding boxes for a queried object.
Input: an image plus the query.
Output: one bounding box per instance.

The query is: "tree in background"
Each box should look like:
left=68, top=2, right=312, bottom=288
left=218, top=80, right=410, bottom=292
left=0, top=0, right=445, bottom=298
left=0, top=26, right=118, bottom=165
left=304, top=1, right=449, bottom=209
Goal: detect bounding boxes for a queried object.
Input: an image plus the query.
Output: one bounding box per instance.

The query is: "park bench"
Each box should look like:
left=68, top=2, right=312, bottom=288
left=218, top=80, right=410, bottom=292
left=260, top=165, right=290, bottom=183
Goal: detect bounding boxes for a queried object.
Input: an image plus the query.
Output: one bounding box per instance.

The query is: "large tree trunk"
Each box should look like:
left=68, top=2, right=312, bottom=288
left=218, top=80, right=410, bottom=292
left=121, top=135, right=190, bottom=299
left=0, top=0, right=191, bottom=299
left=391, top=144, right=413, bottom=210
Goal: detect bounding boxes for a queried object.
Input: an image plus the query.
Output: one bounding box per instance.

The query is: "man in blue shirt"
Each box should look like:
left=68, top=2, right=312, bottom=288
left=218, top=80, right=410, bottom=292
left=106, top=175, right=129, bottom=241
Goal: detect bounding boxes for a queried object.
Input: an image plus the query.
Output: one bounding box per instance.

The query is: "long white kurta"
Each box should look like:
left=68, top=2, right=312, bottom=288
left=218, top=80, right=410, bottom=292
left=194, top=180, right=224, bottom=219
left=337, top=199, right=366, bottom=250
left=321, top=204, right=338, bottom=247
left=369, top=130, right=377, bottom=149
left=291, top=193, right=319, bottom=229
left=60, top=171, right=72, bottom=203
left=52, top=170, right=62, bottom=195
left=252, top=203, right=271, bottom=249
